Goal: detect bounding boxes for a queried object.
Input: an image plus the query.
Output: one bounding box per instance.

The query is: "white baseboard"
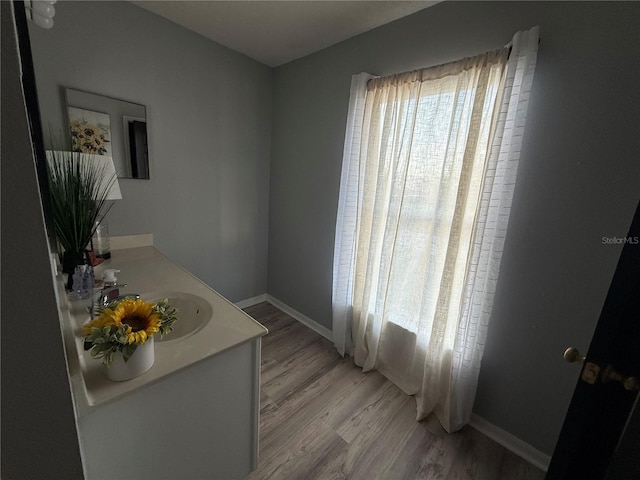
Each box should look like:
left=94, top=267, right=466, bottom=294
left=469, top=414, right=551, bottom=472
left=234, top=293, right=333, bottom=341
left=265, top=295, right=333, bottom=342
left=234, top=294, right=268, bottom=310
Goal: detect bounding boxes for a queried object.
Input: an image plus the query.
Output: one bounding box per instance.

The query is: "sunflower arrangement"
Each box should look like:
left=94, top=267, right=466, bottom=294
left=83, top=297, right=178, bottom=366
left=70, top=119, right=110, bottom=155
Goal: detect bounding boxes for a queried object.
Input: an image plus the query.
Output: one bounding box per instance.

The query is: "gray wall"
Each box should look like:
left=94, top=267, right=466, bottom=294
left=1, top=2, right=84, bottom=477
left=268, top=1, right=640, bottom=454
left=28, top=0, right=272, bottom=303
left=21, top=0, right=640, bottom=462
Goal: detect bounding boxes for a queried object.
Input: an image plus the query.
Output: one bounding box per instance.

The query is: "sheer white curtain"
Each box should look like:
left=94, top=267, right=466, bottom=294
left=332, top=27, right=539, bottom=432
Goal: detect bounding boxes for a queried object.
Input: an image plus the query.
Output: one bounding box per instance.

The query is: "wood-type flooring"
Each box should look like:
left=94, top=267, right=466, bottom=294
left=244, top=302, right=545, bottom=480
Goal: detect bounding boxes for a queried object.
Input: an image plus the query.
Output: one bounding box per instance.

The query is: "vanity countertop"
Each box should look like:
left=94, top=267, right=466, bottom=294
left=57, top=246, right=268, bottom=416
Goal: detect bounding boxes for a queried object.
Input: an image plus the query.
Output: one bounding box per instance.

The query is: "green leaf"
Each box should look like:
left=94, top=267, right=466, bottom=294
left=122, top=344, right=137, bottom=363
left=45, top=146, right=117, bottom=254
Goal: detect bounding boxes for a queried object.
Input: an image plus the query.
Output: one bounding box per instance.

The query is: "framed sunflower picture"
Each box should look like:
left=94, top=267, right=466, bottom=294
left=68, top=106, right=112, bottom=156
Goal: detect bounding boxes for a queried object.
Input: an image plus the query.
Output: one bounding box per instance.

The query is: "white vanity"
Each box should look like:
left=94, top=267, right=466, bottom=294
left=56, top=242, right=268, bottom=479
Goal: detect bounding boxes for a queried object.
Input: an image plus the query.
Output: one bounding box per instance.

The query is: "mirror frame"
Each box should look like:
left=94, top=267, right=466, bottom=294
left=64, top=88, right=150, bottom=179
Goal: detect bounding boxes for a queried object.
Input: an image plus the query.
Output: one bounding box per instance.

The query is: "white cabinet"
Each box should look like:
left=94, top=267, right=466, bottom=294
left=78, top=340, right=261, bottom=480
left=57, top=245, right=267, bottom=479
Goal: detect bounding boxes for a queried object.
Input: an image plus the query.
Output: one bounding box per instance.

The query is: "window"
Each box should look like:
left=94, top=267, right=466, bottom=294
left=333, top=27, right=540, bottom=433
left=353, top=54, right=506, bottom=340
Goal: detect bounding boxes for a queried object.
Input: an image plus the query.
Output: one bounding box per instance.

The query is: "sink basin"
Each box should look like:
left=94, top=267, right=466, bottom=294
left=141, top=292, right=213, bottom=342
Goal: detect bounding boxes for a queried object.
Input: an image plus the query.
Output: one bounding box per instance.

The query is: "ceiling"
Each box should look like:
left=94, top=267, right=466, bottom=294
left=132, top=1, right=439, bottom=67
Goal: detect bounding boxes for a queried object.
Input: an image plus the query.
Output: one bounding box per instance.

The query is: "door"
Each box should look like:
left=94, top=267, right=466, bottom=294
left=546, top=199, right=640, bottom=479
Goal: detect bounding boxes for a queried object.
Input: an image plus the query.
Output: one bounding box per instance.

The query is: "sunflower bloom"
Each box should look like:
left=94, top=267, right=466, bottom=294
left=83, top=296, right=177, bottom=366
left=82, top=313, right=112, bottom=334
left=83, top=298, right=160, bottom=345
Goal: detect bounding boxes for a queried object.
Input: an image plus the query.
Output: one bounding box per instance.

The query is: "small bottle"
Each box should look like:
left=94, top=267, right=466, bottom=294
left=71, top=266, right=84, bottom=298
left=82, top=265, right=94, bottom=298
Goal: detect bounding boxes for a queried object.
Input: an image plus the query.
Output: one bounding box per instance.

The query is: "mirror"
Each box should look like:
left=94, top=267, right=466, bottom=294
left=65, top=88, right=149, bottom=179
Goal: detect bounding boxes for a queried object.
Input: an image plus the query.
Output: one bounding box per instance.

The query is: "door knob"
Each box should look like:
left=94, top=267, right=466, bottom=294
left=602, top=365, right=640, bottom=392
left=564, top=347, right=598, bottom=384
left=563, top=347, right=639, bottom=392
left=563, top=347, right=585, bottom=364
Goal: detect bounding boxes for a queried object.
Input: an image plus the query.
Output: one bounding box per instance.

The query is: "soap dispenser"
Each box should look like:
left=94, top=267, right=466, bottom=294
left=101, top=269, right=122, bottom=304
left=103, top=269, right=120, bottom=286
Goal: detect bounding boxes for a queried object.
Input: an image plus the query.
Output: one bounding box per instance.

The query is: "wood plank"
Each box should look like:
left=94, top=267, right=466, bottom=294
left=262, top=338, right=341, bottom=403
left=260, top=321, right=319, bottom=364
left=386, top=421, right=462, bottom=480
left=246, top=302, right=546, bottom=480
left=249, top=416, right=348, bottom=480
left=259, top=362, right=387, bottom=460
left=445, top=427, right=504, bottom=480
left=340, top=396, right=420, bottom=479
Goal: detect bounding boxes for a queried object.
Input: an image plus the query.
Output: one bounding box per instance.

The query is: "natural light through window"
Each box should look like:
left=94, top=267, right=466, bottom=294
left=360, top=66, right=503, bottom=350
left=333, top=27, right=539, bottom=432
